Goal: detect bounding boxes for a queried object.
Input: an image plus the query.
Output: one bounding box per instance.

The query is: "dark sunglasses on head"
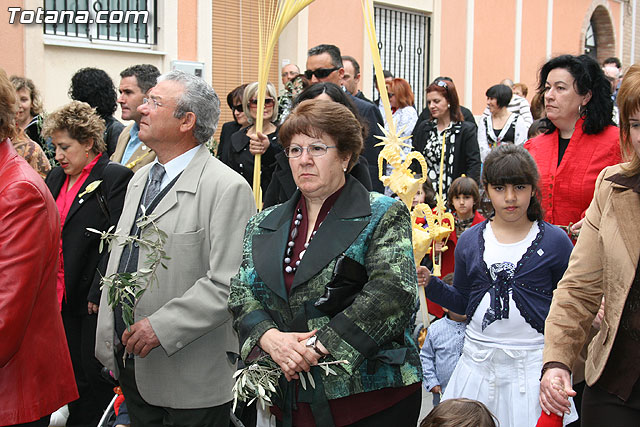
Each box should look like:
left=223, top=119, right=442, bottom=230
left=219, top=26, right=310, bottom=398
left=304, top=67, right=339, bottom=80
left=436, top=80, right=449, bottom=91
left=233, top=104, right=243, bottom=113
left=249, top=98, right=275, bottom=107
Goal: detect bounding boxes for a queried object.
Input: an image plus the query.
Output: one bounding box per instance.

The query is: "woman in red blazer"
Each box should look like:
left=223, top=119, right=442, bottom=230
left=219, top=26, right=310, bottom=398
left=0, top=69, right=78, bottom=427
left=525, top=54, right=621, bottom=231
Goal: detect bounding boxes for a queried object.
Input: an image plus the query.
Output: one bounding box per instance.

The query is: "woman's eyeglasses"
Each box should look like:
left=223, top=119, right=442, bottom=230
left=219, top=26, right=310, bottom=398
left=284, top=142, right=337, bottom=158
left=436, top=80, right=449, bottom=92
left=249, top=98, right=275, bottom=107
left=233, top=104, right=243, bottom=113
left=303, top=67, right=339, bottom=80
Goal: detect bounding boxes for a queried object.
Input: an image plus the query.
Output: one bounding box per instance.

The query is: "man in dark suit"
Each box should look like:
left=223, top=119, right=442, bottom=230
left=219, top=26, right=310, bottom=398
left=341, top=55, right=373, bottom=104
left=305, top=44, right=386, bottom=192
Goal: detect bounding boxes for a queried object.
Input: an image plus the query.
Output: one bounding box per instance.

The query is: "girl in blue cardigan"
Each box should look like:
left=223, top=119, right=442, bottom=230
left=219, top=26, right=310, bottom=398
left=417, top=144, right=577, bottom=426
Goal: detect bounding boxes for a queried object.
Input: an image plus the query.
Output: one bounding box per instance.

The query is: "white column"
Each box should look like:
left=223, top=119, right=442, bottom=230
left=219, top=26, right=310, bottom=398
left=620, top=0, right=625, bottom=61
left=465, top=0, right=474, bottom=108
left=632, top=0, right=637, bottom=64
left=546, top=0, right=553, bottom=60
left=514, top=0, right=522, bottom=81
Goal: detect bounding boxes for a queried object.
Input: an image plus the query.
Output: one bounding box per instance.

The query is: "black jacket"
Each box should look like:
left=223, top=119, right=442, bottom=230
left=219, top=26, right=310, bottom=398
left=412, top=120, right=481, bottom=185
left=263, top=152, right=373, bottom=208
left=350, top=94, right=386, bottom=193
left=223, top=127, right=282, bottom=193
left=216, top=120, right=242, bottom=160
left=46, top=154, right=132, bottom=313
left=104, top=116, right=125, bottom=158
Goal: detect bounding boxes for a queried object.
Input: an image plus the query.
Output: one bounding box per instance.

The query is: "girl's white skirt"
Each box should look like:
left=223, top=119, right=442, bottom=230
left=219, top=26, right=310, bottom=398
left=442, top=339, right=578, bottom=427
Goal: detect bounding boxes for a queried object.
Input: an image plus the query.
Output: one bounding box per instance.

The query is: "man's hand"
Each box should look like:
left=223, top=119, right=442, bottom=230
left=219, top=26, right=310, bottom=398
left=430, top=385, right=442, bottom=394
left=122, top=317, right=161, bottom=358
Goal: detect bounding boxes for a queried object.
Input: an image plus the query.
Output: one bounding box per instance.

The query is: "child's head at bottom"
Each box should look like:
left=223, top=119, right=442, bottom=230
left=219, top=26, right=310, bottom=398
left=482, top=144, right=544, bottom=223
left=420, top=398, right=498, bottom=427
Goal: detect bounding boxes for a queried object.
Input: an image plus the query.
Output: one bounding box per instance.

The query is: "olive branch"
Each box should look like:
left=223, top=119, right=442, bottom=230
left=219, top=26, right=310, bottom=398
left=88, top=207, right=169, bottom=330
left=232, top=355, right=349, bottom=412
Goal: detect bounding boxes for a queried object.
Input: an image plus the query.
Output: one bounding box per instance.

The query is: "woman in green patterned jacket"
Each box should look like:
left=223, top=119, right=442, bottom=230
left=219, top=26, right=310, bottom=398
left=229, top=99, right=422, bottom=427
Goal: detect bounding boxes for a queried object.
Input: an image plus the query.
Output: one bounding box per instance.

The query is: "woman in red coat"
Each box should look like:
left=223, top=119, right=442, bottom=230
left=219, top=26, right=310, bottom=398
left=0, top=68, right=78, bottom=427
left=525, top=54, right=621, bottom=231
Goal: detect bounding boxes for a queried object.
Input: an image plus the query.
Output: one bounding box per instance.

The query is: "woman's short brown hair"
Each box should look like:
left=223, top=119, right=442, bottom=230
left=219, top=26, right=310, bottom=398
left=0, top=68, right=18, bottom=141
left=10, top=75, right=44, bottom=116
left=278, top=99, right=363, bottom=171
left=617, top=64, right=640, bottom=176
left=42, top=101, right=106, bottom=154
left=420, top=398, right=497, bottom=427
left=389, top=78, right=414, bottom=109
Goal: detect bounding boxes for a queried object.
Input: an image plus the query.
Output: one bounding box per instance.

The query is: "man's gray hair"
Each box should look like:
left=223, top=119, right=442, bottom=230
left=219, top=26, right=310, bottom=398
left=157, top=70, right=220, bottom=144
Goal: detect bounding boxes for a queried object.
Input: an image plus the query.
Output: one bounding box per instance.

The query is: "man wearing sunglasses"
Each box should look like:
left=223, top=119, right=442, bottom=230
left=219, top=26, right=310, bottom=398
left=306, top=44, right=385, bottom=192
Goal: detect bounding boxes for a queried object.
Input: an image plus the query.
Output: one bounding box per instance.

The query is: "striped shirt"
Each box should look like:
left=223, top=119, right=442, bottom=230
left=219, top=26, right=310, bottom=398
left=420, top=316, right=466, bottom=393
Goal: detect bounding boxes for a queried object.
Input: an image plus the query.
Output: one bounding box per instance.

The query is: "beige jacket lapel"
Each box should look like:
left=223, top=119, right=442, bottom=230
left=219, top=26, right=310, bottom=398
left=610, top=184, right=640, bottom=265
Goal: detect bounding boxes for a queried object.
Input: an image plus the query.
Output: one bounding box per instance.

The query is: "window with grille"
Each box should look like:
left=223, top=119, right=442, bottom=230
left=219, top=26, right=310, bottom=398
left=43, top=0, right=157, bottom=46
left=373, top=5, right=429, bottom=111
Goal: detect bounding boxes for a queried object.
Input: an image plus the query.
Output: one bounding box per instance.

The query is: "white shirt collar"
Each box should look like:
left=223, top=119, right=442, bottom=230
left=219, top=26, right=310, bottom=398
left=152, top=144, right=200, bottom=190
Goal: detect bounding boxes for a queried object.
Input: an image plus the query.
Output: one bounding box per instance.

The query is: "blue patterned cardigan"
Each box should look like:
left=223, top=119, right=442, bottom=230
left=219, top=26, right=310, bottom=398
left=228, top=176, right=422, bottom=401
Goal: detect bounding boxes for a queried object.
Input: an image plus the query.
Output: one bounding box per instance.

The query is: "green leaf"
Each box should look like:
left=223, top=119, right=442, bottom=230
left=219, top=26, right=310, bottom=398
left=299, top=372, right=306, bottom=390
left=307, top=371, right=315, bottom=388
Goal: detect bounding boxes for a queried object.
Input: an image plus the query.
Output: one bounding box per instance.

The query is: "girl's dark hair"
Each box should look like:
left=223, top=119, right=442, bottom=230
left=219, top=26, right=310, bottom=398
left=293, top=82, right=367, bottom=140
left=486, top=84, right=512, bottom=109
left=426, top=79, right=464, bottom=122
left=482, top=144, right=544, bottom=222
left=447, top=176, right=480, bottom=212
left=68, top=67, right=118, bottom=119
left=420, top=398, right=498, bottom=427
left=419, top=176, right=437, bottom=208
left=536, top=54, right=613, bottom=135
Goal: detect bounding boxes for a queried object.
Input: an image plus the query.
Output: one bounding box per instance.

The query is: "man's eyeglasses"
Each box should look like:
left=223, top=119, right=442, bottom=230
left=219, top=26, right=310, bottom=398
left=142, top=97, right=167, bottom=110
left=304, top=67, right=339, bottom=80
left=233, top=104, right=243, bottom=113
left=249, top=98, right=275, bottom=107
left=284, top=142, right=337, bottom=158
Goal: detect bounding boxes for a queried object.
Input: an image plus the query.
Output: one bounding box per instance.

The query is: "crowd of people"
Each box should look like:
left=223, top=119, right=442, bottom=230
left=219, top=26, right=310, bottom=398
left=0, top=41, right=637, bottom=427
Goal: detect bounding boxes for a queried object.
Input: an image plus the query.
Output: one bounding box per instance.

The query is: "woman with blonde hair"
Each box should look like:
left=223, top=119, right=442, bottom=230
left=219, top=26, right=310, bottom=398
left=540, top=64, right=640, bottom=426
left=226, top=81, right=282, bottom=194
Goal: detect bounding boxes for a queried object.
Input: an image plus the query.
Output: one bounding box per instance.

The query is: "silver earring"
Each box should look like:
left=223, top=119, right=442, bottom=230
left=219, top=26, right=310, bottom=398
left=448, top=104, right=450, bottom=108
left=343, top=167, right=347, bottom=172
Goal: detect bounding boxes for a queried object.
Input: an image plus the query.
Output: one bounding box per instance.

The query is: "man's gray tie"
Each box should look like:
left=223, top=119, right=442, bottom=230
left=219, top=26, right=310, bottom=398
left=142, top=163, right=166, bottom=209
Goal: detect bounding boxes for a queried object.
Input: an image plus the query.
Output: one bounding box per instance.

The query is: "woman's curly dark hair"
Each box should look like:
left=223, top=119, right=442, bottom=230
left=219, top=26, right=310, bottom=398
left=536, top=54, right=614, bottom=135
left=68, top=67, right=118, bottom=119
